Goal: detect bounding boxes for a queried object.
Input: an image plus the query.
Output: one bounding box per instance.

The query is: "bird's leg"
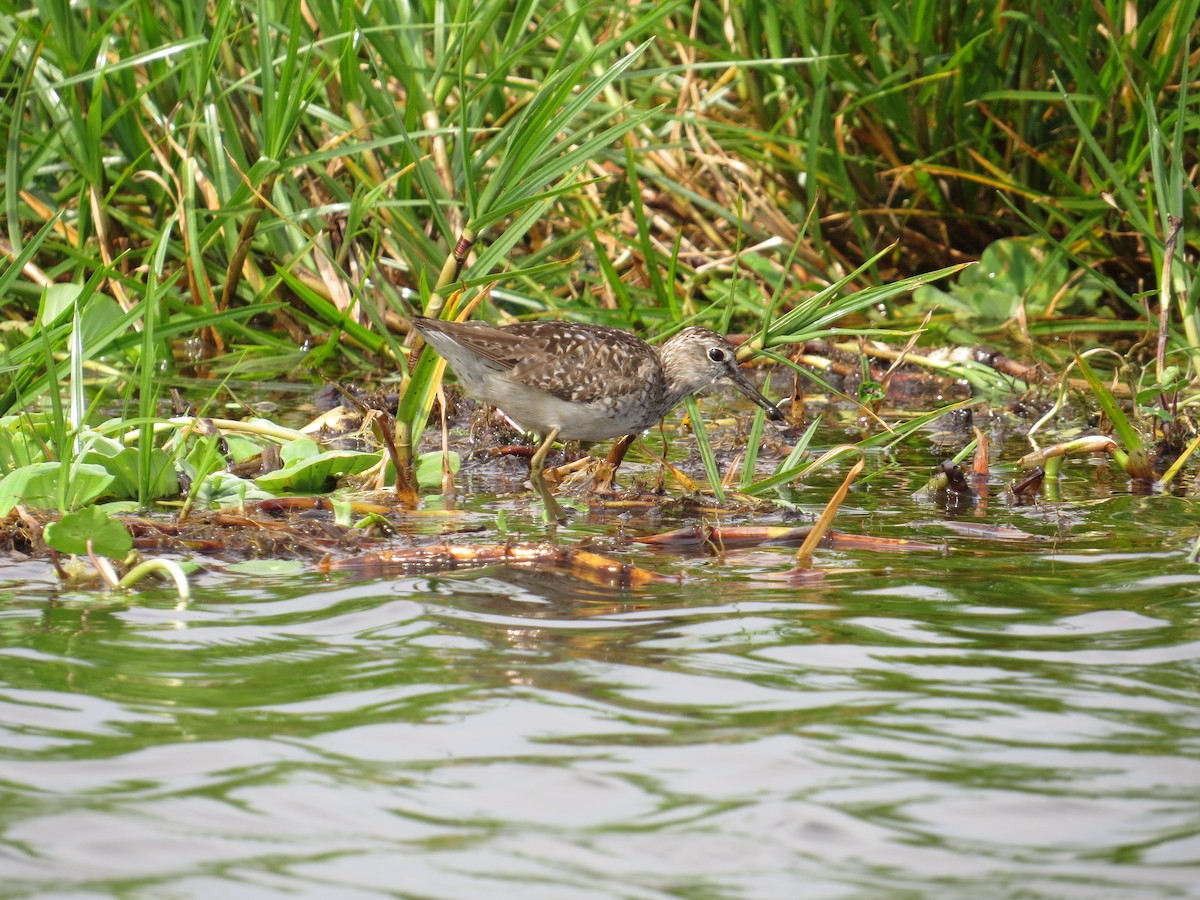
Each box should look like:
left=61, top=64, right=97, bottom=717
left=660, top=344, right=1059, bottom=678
left=528, top=427, right=566, bottom=524
left=590, top=433, right=636, bottom=495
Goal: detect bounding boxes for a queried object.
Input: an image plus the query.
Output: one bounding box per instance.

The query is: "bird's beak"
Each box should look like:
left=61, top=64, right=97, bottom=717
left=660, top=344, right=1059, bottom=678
left=725, top=365, right=786, bottom=421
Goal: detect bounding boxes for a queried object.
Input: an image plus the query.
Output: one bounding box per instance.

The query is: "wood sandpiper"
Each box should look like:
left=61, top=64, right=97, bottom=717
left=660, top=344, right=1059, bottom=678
left=411, top=316, right=784, bottom=522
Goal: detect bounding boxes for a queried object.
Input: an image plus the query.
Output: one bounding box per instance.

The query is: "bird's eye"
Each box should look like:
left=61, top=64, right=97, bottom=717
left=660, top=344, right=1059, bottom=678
left=707, top=347, right=726, bottom=363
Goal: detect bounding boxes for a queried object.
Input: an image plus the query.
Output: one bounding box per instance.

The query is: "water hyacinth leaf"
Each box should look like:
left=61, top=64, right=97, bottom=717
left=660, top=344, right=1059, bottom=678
left=415, top=451, right=460, bottom=491
left=332, top=498, right=355, bottom=528
left=43, top=506, right=133, bottom=558
left=254, top=440, right=380, bottom=493
left=0, top=428, right=50, bottom=471
left=80, top=438, right=178, bottom=501
left=196, top=473, right=277, bottom=509
left=280, top=438, right=323, bottom=465
left=0, top=462, right=115, bottom=515
left=224, top=435, right=267, bottom=462
left=182, top=433, right=228, bottom=487
left=912, top=239, right=1102, bottom=324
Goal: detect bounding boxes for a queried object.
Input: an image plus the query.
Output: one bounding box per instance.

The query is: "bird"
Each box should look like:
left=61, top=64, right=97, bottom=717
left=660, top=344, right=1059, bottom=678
left=410, top=315, right=784, bottom=523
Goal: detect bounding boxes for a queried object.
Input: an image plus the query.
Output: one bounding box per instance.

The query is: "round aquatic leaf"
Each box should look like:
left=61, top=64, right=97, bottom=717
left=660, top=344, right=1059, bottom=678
left=196, top=472, right=277, bottom=509
left=254, top=449, right=379, bottom=493
left=43, top=506, right=133, bottom=558
left=415, top=451, right=461, bottom=491
left=280, top=438, right=322, bottom=464
left=225, top=434, right=265, bottom=463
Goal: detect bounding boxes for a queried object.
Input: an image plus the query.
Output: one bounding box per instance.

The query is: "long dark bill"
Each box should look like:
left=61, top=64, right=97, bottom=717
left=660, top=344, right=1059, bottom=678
left=725, top=366, right=785, bottom=421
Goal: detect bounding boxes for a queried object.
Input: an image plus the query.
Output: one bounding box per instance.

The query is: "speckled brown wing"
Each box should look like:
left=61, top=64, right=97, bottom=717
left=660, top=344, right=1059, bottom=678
left=503, top=323, right=660, bottom=405
left=411, top=318, right=527, bottom=370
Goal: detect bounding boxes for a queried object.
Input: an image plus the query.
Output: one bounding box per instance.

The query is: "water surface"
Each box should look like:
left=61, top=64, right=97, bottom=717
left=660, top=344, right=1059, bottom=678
left=2, top=449, right=1198, bottom=898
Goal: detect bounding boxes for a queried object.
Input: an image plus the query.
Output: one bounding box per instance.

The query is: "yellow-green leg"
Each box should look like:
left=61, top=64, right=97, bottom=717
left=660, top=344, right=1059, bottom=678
left=529, top=427, right=566, bottom=524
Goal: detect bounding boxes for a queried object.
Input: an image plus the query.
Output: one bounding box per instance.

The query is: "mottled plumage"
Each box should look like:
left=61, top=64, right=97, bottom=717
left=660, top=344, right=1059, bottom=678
left=412, top=317, right=783, bottom=440
left=411, top=316, right=784, bottom=522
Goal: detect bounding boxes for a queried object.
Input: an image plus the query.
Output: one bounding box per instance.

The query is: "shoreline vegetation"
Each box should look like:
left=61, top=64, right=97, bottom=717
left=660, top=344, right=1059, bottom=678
left=0, top=1, right=1197, bottom=587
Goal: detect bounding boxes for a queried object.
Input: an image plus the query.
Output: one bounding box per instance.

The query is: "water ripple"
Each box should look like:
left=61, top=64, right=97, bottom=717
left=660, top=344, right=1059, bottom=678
left=3, top=493, right=1200, bottom=896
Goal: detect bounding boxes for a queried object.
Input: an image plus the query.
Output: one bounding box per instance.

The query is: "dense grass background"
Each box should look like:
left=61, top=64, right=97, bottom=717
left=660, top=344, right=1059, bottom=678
left=1, top=0, right=1197, bottom=402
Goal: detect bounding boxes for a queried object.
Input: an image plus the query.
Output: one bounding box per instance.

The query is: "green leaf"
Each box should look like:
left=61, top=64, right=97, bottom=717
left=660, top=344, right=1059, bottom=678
left=280, top=438, right=322, bottom=464
left=415, top=450, right=460, bottom=491
left=1073, top=353, right=1144, bottom=454
left=182, top=434, right=226, bottom=486
left=0, top=426, right=51, bottom=472
left=78, top=293, right=126, bottom=349
left=196, top=472, right=277, bottom=509
left=0, top=462, right=115, bottom=515
left=683, top=396, right=724, bottom=503
left=37, top=284, right=85, bottom=329
left=254, top=442, right=379, bottom=493
left=43, top=506, right=133, bottom=558
left=80, top=436, right=178, bottom=501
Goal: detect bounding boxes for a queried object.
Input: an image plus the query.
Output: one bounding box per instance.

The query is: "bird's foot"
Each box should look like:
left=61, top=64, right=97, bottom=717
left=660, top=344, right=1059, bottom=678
left=531, top=478, right=567, bottom=527
left=529, top=467, right=568, bottom=527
